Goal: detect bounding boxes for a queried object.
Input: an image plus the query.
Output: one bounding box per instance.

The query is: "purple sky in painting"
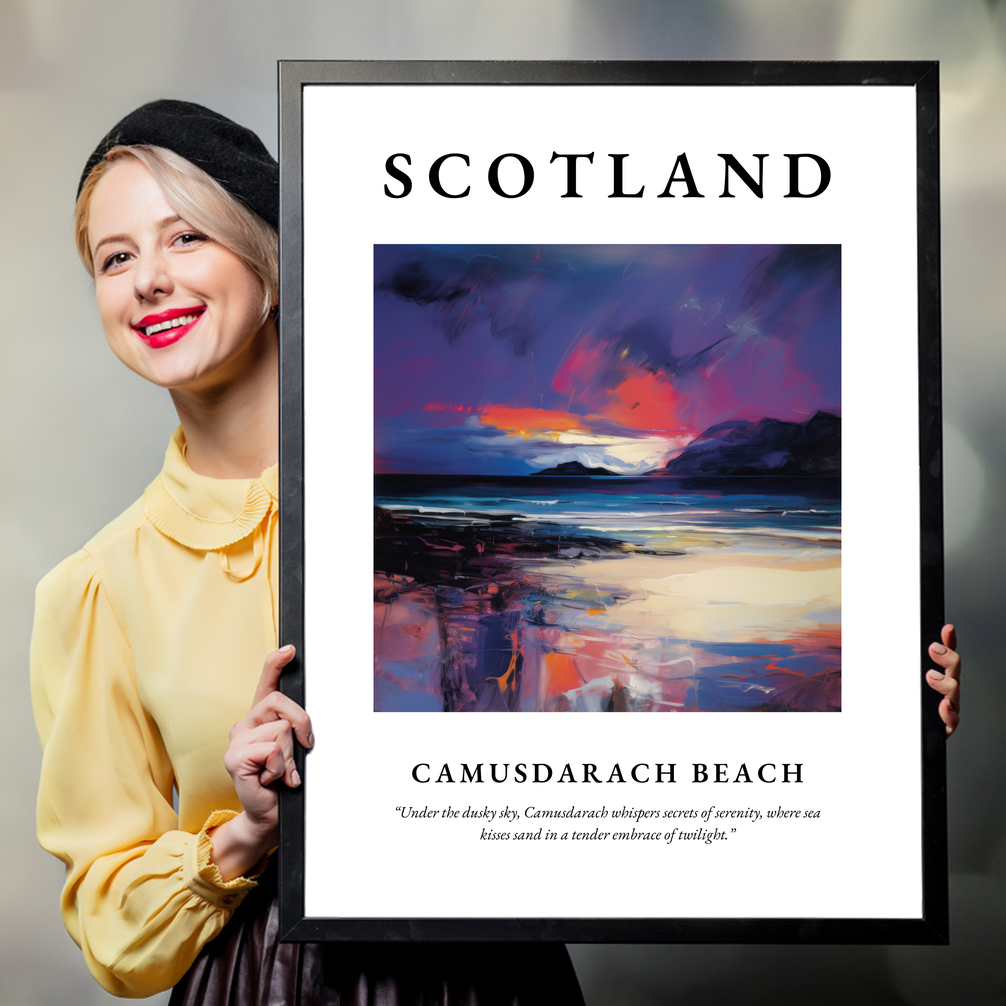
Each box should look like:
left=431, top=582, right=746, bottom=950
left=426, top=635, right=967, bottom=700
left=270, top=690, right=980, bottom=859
left=374, top=245, right=840, bottom=475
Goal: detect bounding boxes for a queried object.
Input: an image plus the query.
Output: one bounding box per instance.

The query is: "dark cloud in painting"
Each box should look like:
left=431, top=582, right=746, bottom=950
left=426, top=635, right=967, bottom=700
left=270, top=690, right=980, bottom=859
left=741, top=244, right=841, bottom=309
left=378, top=249, right=586, bottom=354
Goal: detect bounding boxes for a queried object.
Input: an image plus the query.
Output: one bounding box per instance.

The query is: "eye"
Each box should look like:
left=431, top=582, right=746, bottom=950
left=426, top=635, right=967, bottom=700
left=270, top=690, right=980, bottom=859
left=172, top=230, right=208, bottom=249
left=100, top=251, right=132, bottom=274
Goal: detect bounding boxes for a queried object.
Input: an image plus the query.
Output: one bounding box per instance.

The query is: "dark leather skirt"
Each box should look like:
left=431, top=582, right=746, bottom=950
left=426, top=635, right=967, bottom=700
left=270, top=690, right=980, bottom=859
left=169, top=869, right=585, bottom=1006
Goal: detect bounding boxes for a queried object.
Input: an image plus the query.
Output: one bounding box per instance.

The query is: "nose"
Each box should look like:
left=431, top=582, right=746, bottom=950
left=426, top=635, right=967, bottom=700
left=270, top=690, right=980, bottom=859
left=133, top=247, right=173, bottom=303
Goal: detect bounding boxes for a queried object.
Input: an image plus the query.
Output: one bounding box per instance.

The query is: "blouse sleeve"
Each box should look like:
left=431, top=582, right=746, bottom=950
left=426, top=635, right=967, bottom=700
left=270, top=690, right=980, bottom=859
left=31, top=549, right=262, bottom=998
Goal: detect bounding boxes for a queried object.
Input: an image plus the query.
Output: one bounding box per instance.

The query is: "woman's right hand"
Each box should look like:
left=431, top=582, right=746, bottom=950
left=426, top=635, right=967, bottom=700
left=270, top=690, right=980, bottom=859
left=209, top=645, right=314, bottom=881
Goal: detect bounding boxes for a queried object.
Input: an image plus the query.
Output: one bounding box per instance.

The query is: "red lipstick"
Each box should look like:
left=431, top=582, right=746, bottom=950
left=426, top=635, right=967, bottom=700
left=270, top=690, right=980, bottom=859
left=132, top=306, right=205, bottom=349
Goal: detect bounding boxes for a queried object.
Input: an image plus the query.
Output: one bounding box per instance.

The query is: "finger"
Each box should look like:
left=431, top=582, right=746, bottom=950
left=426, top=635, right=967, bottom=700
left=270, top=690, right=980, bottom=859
left=926, top=670, right=961, bottom=738
left=230, top=696, right=313, bottom=752
left=258, top=742, right=287, bottom=787
left=224, top=739, right=287, bottom=786
left=926, top=669, right=959, bottom=704
left=246, top=690, right=314, bottom=749
left=928, top=641, right=961, bottom=681
left=243, top=720, right=297, bottom=788
left=252, top=645, right=296, bottom=707
left=939, top=697, right=960, bottom=737
left=941, top=623, right=957, bottom=652
left=233, top=720, right=301, bottom=788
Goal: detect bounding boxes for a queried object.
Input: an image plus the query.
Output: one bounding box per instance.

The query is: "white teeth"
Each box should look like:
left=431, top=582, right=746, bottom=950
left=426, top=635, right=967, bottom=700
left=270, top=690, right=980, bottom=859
left=142, top=313, right=199, bottom=337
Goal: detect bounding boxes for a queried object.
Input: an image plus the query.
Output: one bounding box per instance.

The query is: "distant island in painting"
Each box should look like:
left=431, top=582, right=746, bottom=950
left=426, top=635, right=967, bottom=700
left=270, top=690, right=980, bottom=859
left=374, top=245, right=841, bottom=712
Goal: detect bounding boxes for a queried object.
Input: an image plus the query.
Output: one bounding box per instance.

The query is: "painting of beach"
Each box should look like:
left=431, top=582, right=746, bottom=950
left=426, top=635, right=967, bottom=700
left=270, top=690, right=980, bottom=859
left=374, top=245, right=841, bottom=712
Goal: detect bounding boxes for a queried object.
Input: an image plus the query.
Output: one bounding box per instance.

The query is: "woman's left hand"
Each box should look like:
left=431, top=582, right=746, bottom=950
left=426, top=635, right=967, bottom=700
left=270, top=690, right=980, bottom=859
left=926, top=624, right=961, bottom=737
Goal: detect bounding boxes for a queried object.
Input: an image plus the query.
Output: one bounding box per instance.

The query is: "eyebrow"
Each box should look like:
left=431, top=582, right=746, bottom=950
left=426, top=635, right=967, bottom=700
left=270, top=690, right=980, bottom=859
left=91, top=215, right=185, bottom=258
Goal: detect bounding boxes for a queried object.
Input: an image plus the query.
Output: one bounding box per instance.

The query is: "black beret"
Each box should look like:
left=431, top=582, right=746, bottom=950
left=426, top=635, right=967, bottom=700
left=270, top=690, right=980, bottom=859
left=78, top=99, right=278, bottom=228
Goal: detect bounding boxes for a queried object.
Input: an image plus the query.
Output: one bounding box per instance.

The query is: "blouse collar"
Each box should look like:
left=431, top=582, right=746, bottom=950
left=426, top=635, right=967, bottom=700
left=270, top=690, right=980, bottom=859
left=143, top=428, right=278, bottom=551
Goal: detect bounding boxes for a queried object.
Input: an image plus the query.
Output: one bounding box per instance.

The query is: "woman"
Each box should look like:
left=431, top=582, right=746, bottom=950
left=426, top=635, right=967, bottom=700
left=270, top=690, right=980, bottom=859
left=31, top=100, right=586, bottom=1003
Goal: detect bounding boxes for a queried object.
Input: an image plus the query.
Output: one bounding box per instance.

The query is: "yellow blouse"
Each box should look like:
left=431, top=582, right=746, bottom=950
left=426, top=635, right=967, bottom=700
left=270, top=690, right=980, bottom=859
left=31, top=429, right=279, bottom=998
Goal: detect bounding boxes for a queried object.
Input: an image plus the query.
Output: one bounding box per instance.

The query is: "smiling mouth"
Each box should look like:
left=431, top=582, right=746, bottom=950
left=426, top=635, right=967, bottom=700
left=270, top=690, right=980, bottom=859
left=131, top=307, right=207, bottom=349
left=142, top=313, right=199, bottom=337
left=135, top=307, right=206, bottom=338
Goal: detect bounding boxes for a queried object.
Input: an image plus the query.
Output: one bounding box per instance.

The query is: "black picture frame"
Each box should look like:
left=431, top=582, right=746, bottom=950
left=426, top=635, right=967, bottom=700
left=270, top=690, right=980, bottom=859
left=277, top=60, right=945, bottom=944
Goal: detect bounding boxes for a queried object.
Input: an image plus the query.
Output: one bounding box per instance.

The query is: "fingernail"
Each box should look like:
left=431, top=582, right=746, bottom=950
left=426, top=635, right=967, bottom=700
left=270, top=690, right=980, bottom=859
left=292, top=768, right=301, bottom=787
left=280, top=644, right=295, bottom=654
left=928, top=670, right=944, bottom=680
left=931, top=643, right=947, bottom=655
left=307, top=732, right=315, bottom=748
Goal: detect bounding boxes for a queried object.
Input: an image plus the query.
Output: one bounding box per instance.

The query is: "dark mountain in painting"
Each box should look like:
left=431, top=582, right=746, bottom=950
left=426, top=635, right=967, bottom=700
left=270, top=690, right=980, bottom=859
left=662, top=411, right=841, bottom=477
left=533, top=460, right=621, bottom=476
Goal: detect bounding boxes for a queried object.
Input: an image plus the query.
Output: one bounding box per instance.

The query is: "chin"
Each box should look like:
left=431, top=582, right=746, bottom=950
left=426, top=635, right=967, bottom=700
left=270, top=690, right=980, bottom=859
left=110, top=322, right=272, bottom=393
left=123, top=354, right=217, bottom=391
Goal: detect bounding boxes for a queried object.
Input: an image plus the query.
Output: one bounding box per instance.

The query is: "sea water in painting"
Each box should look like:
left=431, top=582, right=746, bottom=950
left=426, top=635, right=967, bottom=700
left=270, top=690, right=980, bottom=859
left=374, top=245, right=840, bottom=712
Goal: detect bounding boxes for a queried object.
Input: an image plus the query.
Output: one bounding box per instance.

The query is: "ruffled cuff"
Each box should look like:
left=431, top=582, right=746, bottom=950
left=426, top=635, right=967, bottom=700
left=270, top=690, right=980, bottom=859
left=182, top=810, right=269, bottom=909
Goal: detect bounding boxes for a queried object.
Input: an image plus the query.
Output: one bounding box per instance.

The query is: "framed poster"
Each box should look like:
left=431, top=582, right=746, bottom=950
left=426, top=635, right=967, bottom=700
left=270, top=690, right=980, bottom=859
left=277, top=61, right=946, bottom=943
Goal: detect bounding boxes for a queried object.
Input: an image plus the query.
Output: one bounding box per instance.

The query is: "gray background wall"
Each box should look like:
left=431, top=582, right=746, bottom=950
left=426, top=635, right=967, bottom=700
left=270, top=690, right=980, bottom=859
left=1, top=2, right=1003, bottom=1003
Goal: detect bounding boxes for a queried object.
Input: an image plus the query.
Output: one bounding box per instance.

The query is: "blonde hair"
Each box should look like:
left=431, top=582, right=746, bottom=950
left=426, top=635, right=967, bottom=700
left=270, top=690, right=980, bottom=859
left=75, top=145, right=278, bottom=323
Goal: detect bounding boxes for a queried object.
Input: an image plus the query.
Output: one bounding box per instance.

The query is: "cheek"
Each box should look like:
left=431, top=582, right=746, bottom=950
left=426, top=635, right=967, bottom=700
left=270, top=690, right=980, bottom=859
left=93, top=281, right=149, bottom=379
left=223, top=271, right=268, bottom=336
left=94, top=287, right=132, bottom=345
left=200, top=255, right=267, bottom=334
